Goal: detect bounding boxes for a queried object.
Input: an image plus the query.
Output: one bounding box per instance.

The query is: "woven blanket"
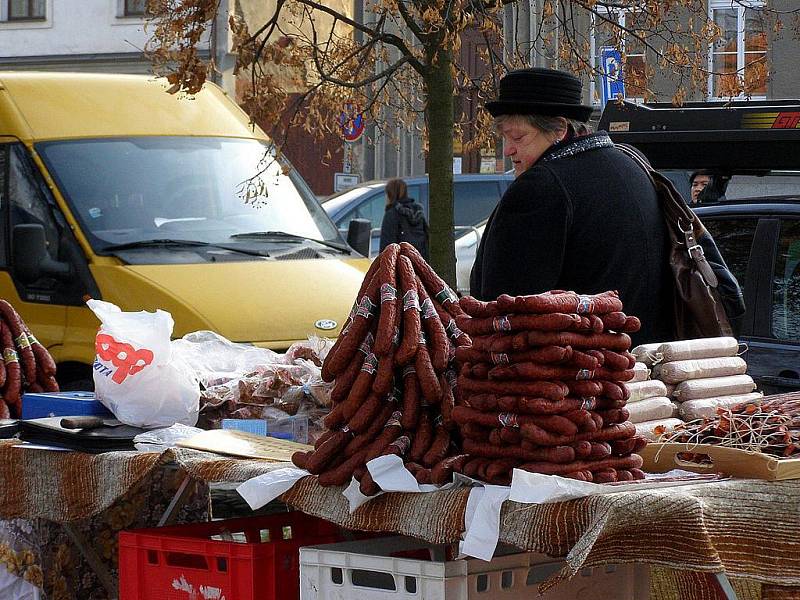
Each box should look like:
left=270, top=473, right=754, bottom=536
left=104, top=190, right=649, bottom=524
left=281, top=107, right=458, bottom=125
left=3, top=440, right=800, bottom=591
left=0, top=442, right=291, bottom=522
left=280, top=475, right=800, bottom=588
left=0, top=440, right=172, bottom=522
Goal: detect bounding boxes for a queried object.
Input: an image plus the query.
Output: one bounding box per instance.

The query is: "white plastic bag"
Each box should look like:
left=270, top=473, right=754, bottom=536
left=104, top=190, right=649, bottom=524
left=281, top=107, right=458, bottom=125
left=88, top=299, right=200, bottom=428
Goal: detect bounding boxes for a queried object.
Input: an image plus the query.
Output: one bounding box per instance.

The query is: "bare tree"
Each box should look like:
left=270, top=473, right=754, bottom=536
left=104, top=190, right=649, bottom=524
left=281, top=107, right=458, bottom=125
left=145, top=0, right=799, bottom=285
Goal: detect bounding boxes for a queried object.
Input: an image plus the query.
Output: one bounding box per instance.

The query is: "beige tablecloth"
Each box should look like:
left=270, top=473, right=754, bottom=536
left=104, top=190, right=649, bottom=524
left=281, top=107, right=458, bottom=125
left=3, top=440, right=800, bottom=598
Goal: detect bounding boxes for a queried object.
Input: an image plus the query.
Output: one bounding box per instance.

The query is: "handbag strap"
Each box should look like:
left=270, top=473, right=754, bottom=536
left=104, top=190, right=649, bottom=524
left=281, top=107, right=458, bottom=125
left=615, top=144, right=719, bottom=288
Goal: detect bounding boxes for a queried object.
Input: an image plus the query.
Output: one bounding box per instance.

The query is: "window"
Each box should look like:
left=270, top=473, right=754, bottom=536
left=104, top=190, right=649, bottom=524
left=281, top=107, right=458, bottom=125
left=123, top=0, right=146, bottom=17
left=772, top=219, right=800, bottom=341
left=338, top=191, right=386, bottom=231
left=709, top=1, right=767, bottom=98
left=7, top=144, right=60, bottom=261
left=590, top=9, right=649, bottom=104
left=339, top=185, right=427, bottom=232
left=7, top=0, right=45, bottom=20
left=703, top=218, right=758, bottom=296
left=453, top=181, right=501, bottom=228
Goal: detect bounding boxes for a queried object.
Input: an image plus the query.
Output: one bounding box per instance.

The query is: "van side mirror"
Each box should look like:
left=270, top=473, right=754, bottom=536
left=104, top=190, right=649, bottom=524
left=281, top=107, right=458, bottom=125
left=12, top=224, right=72, bottom=284
left=346, top=218, right=371, bottom=257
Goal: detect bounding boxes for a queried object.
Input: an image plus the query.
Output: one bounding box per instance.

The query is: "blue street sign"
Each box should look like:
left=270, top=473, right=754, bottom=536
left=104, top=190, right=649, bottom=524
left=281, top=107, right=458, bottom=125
left=600, top=47, right=625, bottom=107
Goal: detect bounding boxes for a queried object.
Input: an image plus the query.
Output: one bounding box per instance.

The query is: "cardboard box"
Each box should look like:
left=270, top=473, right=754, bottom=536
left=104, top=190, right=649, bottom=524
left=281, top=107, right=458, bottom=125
left=641, top=442, right=800, bottom=480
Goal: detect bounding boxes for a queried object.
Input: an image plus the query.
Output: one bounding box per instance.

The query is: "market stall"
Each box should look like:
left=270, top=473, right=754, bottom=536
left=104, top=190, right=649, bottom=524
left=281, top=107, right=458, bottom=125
left=1, top=242, right=799, bottom=599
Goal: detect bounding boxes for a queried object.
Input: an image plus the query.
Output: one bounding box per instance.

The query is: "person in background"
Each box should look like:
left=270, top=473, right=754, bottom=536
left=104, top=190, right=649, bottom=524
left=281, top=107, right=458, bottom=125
left=470, top=67, right=674, bottom=345
left=689, top=170, right=713, bottom=204
left=379, top=177, right=429, bottom=260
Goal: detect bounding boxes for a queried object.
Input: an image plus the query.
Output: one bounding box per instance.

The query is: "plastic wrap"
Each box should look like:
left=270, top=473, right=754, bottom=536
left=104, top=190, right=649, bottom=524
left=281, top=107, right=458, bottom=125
left=625, top=379, right=668, bottom=403
left=626, top=396, right=674, bottom=424
left=656, top=337, right=739, bottom=362
left=631, top=362, right=650, bottom=382
left=672, top=374, right=757, bottom=401
left=679, top=392, right=764, bottom=420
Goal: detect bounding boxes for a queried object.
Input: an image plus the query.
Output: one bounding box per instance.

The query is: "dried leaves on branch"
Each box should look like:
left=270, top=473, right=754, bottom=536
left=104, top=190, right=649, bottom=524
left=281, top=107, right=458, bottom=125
left=144, top=0, right=799, bottom=278
left=145, top=0, right=800, bottom=153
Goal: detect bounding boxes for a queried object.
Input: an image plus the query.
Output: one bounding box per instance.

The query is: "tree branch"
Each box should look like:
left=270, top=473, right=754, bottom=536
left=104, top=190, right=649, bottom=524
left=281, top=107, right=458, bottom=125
left=293, top=0, right=426, bottom=72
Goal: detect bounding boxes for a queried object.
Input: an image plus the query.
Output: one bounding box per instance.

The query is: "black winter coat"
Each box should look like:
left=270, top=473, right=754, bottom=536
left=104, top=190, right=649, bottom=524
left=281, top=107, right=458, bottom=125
left=470, top=132, right=674, bottom=346
left=380, top=197, right=429, bottom=260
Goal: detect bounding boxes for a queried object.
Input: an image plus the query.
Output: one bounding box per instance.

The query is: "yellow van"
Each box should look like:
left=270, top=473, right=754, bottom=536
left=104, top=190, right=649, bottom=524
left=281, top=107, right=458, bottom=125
left=0, top=72, right=370, bottom=388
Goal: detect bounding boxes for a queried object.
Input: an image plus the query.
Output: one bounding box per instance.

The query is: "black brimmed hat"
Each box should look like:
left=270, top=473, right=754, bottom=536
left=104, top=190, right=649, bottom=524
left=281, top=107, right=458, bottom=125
left=485, top=68, right=593, bottom=123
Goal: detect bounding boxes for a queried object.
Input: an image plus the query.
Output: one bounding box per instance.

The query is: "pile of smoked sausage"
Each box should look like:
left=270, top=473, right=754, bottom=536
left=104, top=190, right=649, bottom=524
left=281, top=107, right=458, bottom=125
left=0, top=300, right=59, bottom=419
left=292, top=243, right=472, bottom=494
left=452, top=291, right=648, bottom=484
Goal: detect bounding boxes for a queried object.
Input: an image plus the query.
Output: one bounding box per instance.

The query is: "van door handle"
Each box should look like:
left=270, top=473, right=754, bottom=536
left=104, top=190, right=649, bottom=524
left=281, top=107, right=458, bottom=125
left=759, top=375, right=800, bottom=390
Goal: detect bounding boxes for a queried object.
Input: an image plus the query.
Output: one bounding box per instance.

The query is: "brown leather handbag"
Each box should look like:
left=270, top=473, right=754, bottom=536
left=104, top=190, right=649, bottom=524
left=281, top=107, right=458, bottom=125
left=617, top=144, right=745, bottom=339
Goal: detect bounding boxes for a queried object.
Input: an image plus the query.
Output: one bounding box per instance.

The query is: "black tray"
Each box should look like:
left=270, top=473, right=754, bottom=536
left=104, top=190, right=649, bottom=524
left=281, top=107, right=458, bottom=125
left=0, top=419, right=19, bottom=439
left=18, top=417, right=148, bottom=453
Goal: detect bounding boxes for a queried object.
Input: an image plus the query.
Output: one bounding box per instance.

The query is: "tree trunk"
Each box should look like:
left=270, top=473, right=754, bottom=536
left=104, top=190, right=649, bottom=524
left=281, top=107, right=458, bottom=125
left=423, top=48, right=456, bottom=288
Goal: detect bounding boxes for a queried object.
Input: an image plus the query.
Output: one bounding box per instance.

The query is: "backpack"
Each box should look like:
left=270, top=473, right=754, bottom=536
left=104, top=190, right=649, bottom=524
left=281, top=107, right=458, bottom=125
left=616, top=144, right=746, bottom=339
left=397, top=209, right=429, bottom=260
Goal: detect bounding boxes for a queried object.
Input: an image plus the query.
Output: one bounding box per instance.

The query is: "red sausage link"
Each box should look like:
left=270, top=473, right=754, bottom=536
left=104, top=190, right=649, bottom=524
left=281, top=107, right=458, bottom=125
left=373, top=245, right=401, bottom=356
left=1, top=322, right=22, bottom=417
left=25, top=327, right=56, bottom=377
left=417, top=284, right=449, bottom=372
left=399, top=242, right=462, bottom=317
left=400, top=365, right=421, bottom=430
left=396, top=256, right=422, bottom=365
left=321, top=270, right=381, bottom=381
left=415, top=344, right=442, bottom=403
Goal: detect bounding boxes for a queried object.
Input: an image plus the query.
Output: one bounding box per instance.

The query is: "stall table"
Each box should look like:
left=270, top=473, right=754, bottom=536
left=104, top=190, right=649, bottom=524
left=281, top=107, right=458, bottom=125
left=0, top=439, right=798, bottom=599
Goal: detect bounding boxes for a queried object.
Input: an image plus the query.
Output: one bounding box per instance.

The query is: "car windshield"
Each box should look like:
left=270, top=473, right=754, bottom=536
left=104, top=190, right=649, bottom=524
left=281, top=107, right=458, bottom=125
left=36, top=137, right=341, bottom=252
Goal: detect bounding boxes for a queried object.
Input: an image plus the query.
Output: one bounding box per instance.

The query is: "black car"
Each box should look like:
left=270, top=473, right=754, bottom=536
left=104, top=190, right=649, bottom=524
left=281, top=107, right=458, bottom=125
left=697, top=199, right=800, bottom=394
left=601, top=99, right=800, bottom=394
left=322, top=174, right=513, bottom=256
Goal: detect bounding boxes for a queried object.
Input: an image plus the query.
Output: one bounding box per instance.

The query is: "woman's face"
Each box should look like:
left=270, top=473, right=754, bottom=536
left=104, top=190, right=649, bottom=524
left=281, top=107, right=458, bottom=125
left=499, top=118, right=557, bottom=177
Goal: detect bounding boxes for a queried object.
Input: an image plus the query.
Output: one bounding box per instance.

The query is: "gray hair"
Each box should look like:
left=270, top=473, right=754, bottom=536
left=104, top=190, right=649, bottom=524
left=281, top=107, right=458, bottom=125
left=494, top=114, right=592, bottom=138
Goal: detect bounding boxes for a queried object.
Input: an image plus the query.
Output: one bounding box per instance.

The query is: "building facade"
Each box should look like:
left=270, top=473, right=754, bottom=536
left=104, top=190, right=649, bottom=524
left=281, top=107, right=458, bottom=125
left=0, top=0, right=227, bottom=76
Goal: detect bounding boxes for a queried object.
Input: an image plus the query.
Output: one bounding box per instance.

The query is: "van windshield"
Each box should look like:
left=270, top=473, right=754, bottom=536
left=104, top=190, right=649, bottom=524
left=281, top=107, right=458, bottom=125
left=36, top=137, right=341, bottom=252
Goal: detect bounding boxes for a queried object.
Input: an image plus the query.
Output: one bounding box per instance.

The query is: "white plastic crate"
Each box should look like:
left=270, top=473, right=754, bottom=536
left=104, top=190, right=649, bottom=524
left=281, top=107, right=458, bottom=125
left=300, top=536, right=650, bottom=599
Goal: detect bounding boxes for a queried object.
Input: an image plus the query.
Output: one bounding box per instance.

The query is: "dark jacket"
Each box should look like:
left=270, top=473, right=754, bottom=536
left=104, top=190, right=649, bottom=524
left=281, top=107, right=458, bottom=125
left=380, top=196, right=429, bottom=260
left=470, top=132, right=674, bottom=346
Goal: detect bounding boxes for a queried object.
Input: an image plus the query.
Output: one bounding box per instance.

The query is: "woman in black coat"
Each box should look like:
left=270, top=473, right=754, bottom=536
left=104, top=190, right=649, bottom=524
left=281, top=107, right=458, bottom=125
left=379, top=178, right=429, bottom=260
left=470, top=68, right=674, bottom=345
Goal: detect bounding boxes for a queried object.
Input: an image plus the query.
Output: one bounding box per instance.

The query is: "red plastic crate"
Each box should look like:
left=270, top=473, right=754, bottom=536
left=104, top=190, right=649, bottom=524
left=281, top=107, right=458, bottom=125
left=118, top=512, right=344, bottom=600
